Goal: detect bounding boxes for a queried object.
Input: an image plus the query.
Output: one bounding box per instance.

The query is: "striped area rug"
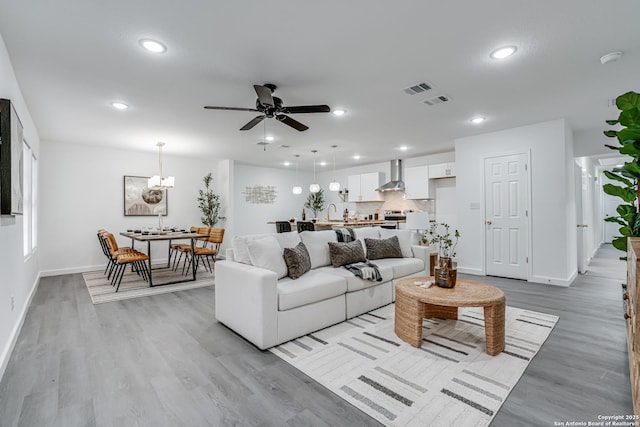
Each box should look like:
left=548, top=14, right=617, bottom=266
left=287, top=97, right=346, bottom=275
left=270, top=303, right=557, bottom=426
left=82, top=265, right=214, bottom=304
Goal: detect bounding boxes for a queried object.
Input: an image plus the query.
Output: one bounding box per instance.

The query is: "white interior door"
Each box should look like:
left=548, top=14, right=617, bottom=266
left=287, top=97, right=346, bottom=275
left=575, top=164, right=587, bottom=274
left=484, top=153, right=529, bottom=280
left=602, top=170, right=619, bottom=244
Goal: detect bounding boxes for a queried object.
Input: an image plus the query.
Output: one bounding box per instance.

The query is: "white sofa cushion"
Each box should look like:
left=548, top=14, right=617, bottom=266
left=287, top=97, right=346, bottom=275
left=247, top=236, right=288, bottom=279
left=316, top=264, right=393, bottom=293
left=232, top=233, right=271, bottom=265
left=299, top=230, right=337, bottom=269
left=379, top=228, right=415, bottom=258
left=353, top=226, right=381, bottom=256
left=274, top=231, right=301, bottom=251
left=371, top=257, right=425, bottom=279
left=277, top=270, right=347, bottom=310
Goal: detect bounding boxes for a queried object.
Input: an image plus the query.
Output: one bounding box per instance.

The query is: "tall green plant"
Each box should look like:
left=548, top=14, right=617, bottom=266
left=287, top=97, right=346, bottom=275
left=304, top=189, right=325, bottom=219
left=603, top=91, right=640, bottom=257
left=198, top=173, right=225, bottom=227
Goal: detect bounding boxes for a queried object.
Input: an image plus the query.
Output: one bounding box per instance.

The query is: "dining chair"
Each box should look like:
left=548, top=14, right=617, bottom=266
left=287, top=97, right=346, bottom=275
left=275, top=221, right=292, bottom=233
left=97, top=230, right=135, bottom=279
left=103, top=233, right=150, bottom=292
left=297, top=221, right=315, bottom=232
left=185, top=228, right=225, bottom=274
left=170, top=226, right=198, bottom=270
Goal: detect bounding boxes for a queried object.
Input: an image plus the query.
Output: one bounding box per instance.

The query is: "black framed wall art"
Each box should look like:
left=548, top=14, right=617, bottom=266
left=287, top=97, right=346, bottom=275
left=123, top=175, right=168, bottom=216
left=0, top=98, right=24, bottom=215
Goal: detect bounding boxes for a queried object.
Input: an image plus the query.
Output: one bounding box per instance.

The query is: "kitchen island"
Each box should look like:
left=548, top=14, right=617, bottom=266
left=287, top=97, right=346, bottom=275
left=267, top=220, right=389, bottom=229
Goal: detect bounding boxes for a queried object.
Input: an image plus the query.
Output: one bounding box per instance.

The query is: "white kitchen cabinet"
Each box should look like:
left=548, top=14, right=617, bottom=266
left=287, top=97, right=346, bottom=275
left=404, top=165, right=431, bottom=199
left=347, top=172, right=383, bottom=202
left=428, top=162, right=456, bottom=179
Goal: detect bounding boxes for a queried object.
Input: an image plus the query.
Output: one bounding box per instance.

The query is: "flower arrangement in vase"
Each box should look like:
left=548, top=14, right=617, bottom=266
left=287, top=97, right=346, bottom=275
left=426, top=223, right=460, bottom=287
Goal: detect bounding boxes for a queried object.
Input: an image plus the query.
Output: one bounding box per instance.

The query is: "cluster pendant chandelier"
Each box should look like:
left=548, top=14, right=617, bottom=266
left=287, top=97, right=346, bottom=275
left=329, top=144, right=340, bottom=192
left=309, top=150, right=320, bottom=193
left=292, top=155, right=302, bottom=195
left=148, top=142, right=175, bottom=190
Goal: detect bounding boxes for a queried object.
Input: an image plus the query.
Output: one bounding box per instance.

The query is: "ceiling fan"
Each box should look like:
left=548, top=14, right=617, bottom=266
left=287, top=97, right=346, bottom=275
left=204, top=84, right=330, bottom=132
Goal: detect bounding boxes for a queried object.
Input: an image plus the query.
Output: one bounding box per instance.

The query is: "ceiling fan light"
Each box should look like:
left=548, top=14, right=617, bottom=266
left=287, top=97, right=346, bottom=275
left=309, top=183, right=320, bottom=193
left=292, top=185, right=302, bottom=195
left=329, top=181, right=340, bottom=192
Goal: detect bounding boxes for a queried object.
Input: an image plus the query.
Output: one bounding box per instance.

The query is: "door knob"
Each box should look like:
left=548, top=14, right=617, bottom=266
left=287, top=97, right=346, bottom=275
left=486, top=220, right=492, bottom=225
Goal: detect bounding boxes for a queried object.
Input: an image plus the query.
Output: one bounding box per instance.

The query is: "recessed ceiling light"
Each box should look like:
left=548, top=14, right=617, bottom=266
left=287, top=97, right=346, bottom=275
left=490, top=45, right=517, bottom=59
left=110, top=102, right=129, bottom=110
left=283, top=161, right=291, bottom=166
left=470, top=116, right=486, bottom=124
left=319, top=161, right=327, bottom=166
left=399, top=145, right=409, bottom=151
left=333, top=109, right=346, bottom=116
left=353, top=154, right=361, bottom=160
left=265, top=136, right=275, bottom=141
left=139, top=39, right=167, bottom=54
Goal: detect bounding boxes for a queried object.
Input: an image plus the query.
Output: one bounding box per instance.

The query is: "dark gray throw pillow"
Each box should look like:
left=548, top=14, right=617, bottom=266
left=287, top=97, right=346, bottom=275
left=283, top=242, right=312, bottom=279
left=365, top=236, right=403, bottom=260
left=328, top=239, right=366, bottom=267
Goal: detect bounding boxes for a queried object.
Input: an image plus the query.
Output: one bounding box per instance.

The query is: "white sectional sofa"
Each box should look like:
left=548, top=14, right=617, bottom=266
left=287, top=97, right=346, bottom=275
left=215, top=226, right=429, bottom=350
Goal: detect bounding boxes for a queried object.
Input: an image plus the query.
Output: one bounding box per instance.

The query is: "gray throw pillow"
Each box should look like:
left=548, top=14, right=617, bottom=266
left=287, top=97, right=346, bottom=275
left=328, top=239, right=365, bottom=267
left=283, top=242, right=312, bottom=279
left=365, top=236, right=403, bottom=260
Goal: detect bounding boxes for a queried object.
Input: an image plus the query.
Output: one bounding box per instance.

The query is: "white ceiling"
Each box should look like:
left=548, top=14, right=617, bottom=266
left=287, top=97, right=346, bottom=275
left=0, top=1, right=638, bottom=170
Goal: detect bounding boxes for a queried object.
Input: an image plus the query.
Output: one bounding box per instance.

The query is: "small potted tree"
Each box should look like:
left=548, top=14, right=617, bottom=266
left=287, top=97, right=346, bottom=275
left=198, top=173, right=225, bottom=227
left=304, top=189, right=325, bottom=222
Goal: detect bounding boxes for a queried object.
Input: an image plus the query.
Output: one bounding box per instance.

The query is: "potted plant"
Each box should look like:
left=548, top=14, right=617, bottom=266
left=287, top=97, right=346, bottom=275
left=304, top=189, right=325, bottom=221
left=603, top=91, right=640, bottom=259
left=426, top=222, right=460, bottom=287
left=198, top=173, right=226, bottom=227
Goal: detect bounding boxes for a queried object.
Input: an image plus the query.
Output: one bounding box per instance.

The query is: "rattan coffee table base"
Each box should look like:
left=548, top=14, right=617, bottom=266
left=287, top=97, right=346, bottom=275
left=394, top=277, right=506, bottom=356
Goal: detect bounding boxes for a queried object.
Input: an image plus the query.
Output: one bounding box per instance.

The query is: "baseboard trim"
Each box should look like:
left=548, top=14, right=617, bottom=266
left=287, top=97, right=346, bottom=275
left=0, top=272, right=40, bottom=382
left=457, top=267, right=484, bottom=275
left=529, top=271, right=577, bottom=287
left=40, top=264, right=105, bottom=277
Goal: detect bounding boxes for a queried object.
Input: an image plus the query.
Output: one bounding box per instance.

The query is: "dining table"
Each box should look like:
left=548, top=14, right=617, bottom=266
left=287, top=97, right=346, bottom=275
left=120, top=230, right=209, bottom=286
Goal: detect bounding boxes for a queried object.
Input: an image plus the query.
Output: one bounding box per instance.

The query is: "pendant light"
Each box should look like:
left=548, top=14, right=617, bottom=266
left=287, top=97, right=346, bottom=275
left=329, top=144, right=340, bottom=192
left=148, top=142, right=175, bottom=190
left=292, top=155, right=302, bottom=195
left=309, top=150, right=320, bottom=193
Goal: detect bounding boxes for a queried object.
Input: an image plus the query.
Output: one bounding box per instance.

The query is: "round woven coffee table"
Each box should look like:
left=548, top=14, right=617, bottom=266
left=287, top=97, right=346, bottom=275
left=394, top=276, right=506, bottom=356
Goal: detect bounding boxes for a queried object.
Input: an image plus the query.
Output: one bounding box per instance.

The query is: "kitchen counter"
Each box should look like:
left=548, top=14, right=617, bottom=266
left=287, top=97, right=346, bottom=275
left=267, top=220, right=388, bottom=228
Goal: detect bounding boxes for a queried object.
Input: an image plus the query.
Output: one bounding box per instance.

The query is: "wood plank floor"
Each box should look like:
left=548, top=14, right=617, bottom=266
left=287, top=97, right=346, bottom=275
left=0, top=245, right=633, bottom=426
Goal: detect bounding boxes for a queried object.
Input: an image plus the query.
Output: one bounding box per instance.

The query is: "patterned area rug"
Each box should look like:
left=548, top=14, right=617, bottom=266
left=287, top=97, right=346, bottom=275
left=82, top=265, right=214, bottom=304
left=270, top=303, right=557, bottom=426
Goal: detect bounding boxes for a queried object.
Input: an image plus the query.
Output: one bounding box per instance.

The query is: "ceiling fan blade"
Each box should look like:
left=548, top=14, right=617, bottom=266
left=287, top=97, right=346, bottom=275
left=204, top=106, right=259, bottom=112
left=282, top=105, right=331, bottom=114
left=254, top=85, right=275, bottom=107
left=276, top=114, right=309, bottom=132
left=240, top=115, right=266, bottom=131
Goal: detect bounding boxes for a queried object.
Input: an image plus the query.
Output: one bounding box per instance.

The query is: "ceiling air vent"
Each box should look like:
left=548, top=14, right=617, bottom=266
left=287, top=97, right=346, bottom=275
left=423, top=95, right=450, bottom=106
left=403, top=81, right=433, bottom=95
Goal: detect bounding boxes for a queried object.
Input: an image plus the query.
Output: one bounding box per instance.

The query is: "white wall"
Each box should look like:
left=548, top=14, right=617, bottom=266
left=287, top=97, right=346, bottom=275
left=455, top=119, right=577, bottom=286
left=0, top=33, right=41, bottom=379
left=39, top=141, right=226, bottom=275
left=232, top=162, right=312, bottom=236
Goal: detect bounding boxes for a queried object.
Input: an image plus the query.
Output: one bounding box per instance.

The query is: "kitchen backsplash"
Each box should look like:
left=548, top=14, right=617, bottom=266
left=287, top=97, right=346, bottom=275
left=350, top=191, right=435, bottom=220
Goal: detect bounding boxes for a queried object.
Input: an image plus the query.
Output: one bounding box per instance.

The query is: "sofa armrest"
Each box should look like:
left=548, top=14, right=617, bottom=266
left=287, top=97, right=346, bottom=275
left=411, top=245, right=430, bottom=275
left=215, top=260, right=279, bottom=349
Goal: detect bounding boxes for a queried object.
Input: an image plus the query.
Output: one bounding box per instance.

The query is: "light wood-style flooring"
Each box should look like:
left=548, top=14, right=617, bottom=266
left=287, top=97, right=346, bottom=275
left=0, top=245, right=633, bottom=426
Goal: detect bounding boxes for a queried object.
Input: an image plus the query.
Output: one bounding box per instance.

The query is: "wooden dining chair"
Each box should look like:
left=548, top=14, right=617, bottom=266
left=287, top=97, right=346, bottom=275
left=275, top=221, right=292, bottom=233
left=297, top=221, right=315, bottom=232
left=170, top=226, right=198, bottom=270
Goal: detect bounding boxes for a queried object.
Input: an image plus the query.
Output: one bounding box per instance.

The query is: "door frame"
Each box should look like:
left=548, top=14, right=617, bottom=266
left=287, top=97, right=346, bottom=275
left=482, top=150, right=532, bottom=281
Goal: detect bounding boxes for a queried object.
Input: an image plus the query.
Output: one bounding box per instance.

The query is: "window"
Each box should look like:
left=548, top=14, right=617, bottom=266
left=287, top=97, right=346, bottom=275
left=23, top=141, right=37, bottom=258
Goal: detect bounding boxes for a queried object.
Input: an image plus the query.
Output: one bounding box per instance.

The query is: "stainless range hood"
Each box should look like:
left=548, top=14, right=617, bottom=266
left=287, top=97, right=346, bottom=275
left=376, top=159, right=405, bottom=192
